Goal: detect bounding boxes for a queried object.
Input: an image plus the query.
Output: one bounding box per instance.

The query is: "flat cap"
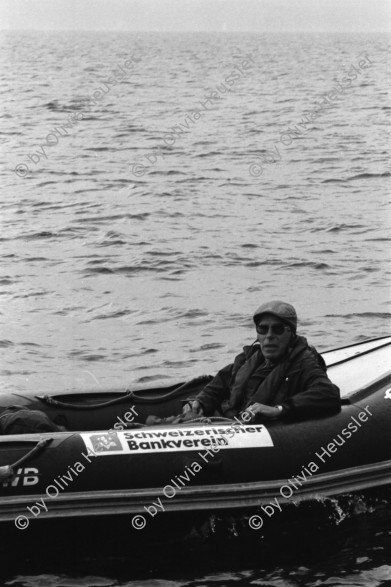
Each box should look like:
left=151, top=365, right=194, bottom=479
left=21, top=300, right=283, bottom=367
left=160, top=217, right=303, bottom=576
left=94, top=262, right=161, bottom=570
left=253, top=300, right=297, bottom=332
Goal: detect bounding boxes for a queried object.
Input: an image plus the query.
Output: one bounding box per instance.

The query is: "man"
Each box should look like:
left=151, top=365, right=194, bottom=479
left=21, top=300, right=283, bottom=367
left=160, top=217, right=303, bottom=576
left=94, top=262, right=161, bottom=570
left=183, top=301, right=340, bottom=422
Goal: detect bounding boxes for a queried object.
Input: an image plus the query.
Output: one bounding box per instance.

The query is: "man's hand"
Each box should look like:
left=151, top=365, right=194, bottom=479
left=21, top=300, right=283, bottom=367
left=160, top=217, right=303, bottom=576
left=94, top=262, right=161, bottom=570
left=247, top=403, right=282, bottom=421
left=183, top=400, right=204, bottom=416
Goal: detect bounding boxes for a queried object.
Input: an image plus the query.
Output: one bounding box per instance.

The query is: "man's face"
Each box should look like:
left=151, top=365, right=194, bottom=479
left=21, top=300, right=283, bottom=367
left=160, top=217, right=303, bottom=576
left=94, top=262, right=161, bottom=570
left=256, top=314, right=292, bottom=361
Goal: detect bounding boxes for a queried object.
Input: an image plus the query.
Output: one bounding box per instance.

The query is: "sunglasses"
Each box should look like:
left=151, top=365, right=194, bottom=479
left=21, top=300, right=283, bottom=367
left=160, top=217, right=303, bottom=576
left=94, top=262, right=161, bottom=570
left=256, top=323, right=290, bottom=335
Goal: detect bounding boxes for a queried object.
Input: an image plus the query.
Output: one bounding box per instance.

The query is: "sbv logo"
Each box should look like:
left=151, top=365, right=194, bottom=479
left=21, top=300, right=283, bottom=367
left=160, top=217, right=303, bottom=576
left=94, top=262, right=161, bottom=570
left=2, top=467, right=39, bottom=487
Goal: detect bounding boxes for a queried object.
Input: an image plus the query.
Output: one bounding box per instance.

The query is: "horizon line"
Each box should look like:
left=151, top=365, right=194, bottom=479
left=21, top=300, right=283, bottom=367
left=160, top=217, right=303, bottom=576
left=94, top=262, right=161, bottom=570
left=1, top=29, right=389, bottom=33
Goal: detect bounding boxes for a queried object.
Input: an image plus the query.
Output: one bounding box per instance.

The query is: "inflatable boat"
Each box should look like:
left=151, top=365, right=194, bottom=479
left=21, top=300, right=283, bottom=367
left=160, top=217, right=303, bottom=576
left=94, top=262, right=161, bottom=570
left=0, top=336, right=390, bottom=529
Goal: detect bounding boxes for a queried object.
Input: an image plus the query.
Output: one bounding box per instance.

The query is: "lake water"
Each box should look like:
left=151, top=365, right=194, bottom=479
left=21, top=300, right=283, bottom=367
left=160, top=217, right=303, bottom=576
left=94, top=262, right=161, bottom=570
left=0, top=30, right=390, bottom=585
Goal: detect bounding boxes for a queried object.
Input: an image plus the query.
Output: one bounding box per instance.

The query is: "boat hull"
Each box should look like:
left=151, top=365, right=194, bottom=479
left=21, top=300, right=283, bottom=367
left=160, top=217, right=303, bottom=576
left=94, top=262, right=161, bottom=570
left=0, top=337, right=390, bottom=524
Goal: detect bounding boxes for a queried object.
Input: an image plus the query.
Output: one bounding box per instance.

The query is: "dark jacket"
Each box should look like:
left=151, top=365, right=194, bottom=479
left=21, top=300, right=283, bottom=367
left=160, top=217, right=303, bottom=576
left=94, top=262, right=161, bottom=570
left=195, top=336, right=341, bottom=420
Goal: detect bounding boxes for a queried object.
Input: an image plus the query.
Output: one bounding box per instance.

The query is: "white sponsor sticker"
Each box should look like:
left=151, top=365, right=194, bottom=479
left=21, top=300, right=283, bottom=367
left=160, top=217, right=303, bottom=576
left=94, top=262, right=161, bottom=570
left=81, top=424, right=274, bottom=456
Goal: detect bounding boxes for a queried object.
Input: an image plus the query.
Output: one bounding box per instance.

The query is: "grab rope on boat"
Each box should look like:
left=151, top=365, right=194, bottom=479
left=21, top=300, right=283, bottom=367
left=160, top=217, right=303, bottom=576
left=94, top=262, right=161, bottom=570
left=178, top=416, right=234, bottom=425
left=113, top=416, right=234, bottom=429
left=126, top=375, right=213, bottom=404
left=37, top=391, right=134, bottom=410
left=0, top=437, right=52, bottom=482
left=37, top=375, right=213, bottom=409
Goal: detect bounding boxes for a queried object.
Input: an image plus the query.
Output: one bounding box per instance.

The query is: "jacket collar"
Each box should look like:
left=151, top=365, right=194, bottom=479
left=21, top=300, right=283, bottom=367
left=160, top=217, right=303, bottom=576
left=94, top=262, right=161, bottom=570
left=245, top=335, right=309, bottom=364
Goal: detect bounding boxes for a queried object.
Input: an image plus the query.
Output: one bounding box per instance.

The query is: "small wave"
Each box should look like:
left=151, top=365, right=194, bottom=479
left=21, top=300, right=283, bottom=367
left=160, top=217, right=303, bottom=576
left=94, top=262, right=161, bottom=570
left=104, top=231, right=126, bottom=239
left=43, top=100, right=69, bottom=112
left=75, top=213, right=150, bottom=224
left=190, top=343, right=226, bottom=352
left=115, top=265, right=160, bottom=274
left=195, top=151, right=222, bottom=158
left=322, top=178, right=346, bottom=183
left=325, top=312, right=391, bottom=319
left=68, top=351, right=107, bottom=361
left=136, top=374, right=171, bottom=383
left=324, top=224, right=367, bottom=232
left=96, top=239, right=127, bottom=246
left=85, top=147, right=112, bottom=152
left=83, top=267, right=115, bottom=274
left=79, top=115, right=102, bottom=121
left=93, top=309, right=136, bottom=321
left=36, top=181, right=57, bottom=187
left=0, top=340, right=14, bottom=348
left=324, top=171, right=391, bottom=183
left=23, top=231, right=56, bottom=240
left=147, top=250, right=181, bottom=257
left=313, top=249, right=336, bottom=254
left=181, top=309, right=209, bottom=318
left=245, top=260, right=288, bottom=267
left=159, top=276, right=183, bottom=281
left=81, top=354, right=107, bottom=361
left=281, top=261, right=331, bottom=270
left=347, top=171, right=391, bottom=181
left=96, top=230, right=128, bottom=246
